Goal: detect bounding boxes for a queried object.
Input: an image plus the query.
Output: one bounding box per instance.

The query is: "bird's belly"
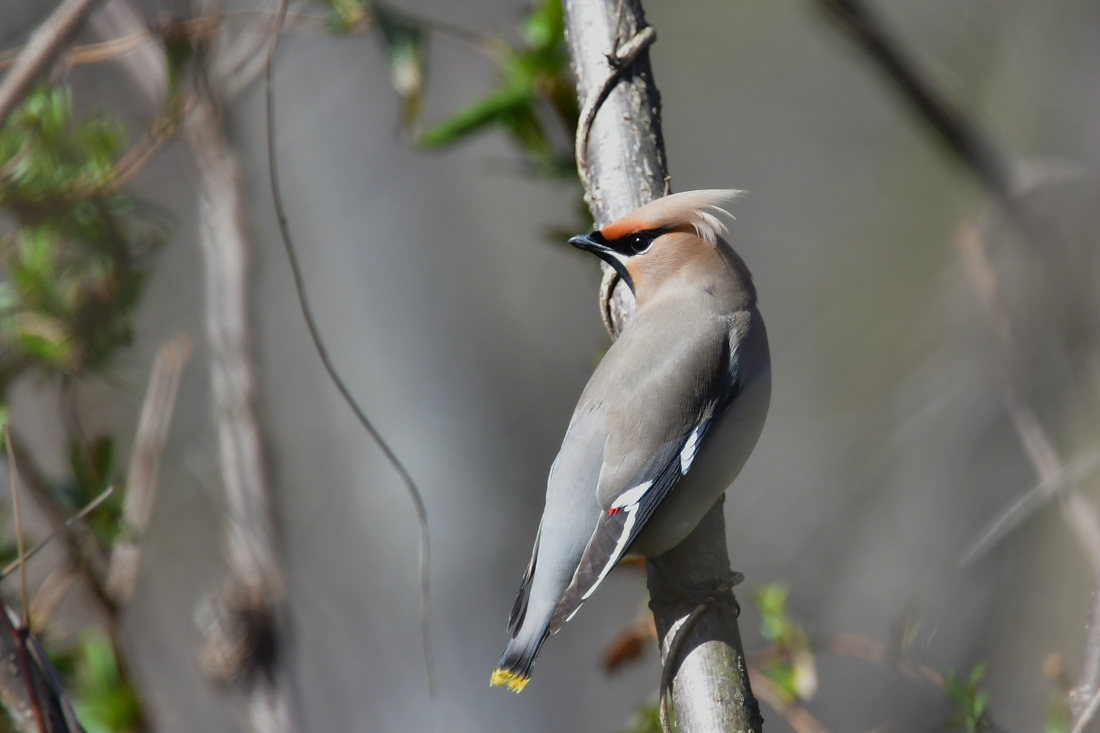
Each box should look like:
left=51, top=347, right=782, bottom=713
left=629, top=364, right=771, bottom=557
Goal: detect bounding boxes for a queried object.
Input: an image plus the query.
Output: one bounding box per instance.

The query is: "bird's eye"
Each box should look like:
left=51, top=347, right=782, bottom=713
left=628, top=234, right=651, bottom=254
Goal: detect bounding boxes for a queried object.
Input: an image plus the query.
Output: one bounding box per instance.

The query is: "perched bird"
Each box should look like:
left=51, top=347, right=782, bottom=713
left=491, top=189, right=771, bottom=693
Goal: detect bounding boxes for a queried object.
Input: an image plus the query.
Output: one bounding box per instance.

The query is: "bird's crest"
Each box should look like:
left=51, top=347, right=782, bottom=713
left=601, top=189, right=744, bottom=246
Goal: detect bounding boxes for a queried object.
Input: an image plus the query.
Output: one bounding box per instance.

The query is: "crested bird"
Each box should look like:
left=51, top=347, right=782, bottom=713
left=491, top=190, right=771, bottom=692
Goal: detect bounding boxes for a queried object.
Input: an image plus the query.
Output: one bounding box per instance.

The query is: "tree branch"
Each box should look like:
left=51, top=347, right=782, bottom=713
left=817, top=0, right=1015, bottom=208
left=958, top=220, right=1100, bottom=733
left=186, top=80, right=291, bottom=733
left=106, top=334, right=192, bottom=606
left=5, top=432, right=116, bottom=619
left=562, top=2, right=762, bottom=731
left=0, top=0, right=108, bottom=125
left=89, top=4, right=295, bottom=731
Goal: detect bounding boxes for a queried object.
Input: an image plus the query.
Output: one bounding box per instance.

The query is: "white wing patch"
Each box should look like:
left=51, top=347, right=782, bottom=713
left=580, top=481, right=654, bottom=602
left=610, top=481, right=652, bottom=510
left=680, top=423, right=705, bottom=474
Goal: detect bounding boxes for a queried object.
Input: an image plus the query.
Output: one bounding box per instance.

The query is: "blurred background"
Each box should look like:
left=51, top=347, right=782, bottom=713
left=2, top=0, right=1100, bottom=731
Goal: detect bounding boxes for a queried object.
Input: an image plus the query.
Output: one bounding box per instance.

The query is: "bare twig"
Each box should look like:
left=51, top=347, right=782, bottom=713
left=959, top=450, right=1100, bottom=565
left=1, top=610, right=45, bottom=733
left=574, top=24, right=656, bottom=185
left=5, top=431, right=115, bottom=621
left=0, top=0, right=108, bottom=125
left=264, top=0, right=435, bottom=697
left=88, top=0, right=168, bottom=107
left=0, top=28, right=150, bottom=70
left=958, top=212, right=1100, bottom=731
left=3, top=7, right=498, bottom=71
left=825, top=631, right=943, bottom=687
left=0, top=486, right=114, bottom=580
left=29, top=565, right=79, bottom=630
left=102, top=111, right=189, bottom=194
left=4, top=425, right=30, bottom=630
left=106, top=334, right=192, bottom=605
left=0, top=463, right=85, bottom=733
left=817, top=0, right=1016, bottom=210
left=24, top=633, right=83, bottom=733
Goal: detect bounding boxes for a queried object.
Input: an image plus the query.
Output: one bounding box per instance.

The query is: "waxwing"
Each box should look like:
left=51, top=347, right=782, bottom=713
left=491, top=190, right=771, bottom=692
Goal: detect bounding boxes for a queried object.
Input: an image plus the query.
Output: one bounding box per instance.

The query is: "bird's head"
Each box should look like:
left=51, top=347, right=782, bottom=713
left=568, top=189, right=751, bottom=304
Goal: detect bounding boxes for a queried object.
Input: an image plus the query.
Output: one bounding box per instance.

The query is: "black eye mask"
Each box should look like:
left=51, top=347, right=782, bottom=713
left=568, top=228, right=670, bottom=293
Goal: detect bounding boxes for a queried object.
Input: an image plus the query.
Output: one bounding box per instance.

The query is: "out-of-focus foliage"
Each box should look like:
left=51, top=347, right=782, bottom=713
left=0, top=86, right=165, bottom=385
left=53, top=631, right=143, bottom=733
left=1045, top=697, right=1071, bottom=733
left=944, top=664, right=991, bottom=732
left=317, top=0, right=577, bottom=174
left=319, top=0, right=428, bottom=125
left=417, top=0, right=577, bottom=175
left=63, top=435, right=124, bottom=544
left=618, top=698, right=667, bottom=733
left=374, top=5, right=427, bottom=129
left=0, top=86, right=159, bottom=732
left=321, top=0, right=371, bottom=32
left=752, top=583, right=817, bottom=704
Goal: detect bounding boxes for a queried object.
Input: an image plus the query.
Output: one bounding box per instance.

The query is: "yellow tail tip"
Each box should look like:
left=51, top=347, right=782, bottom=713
left=490, top=668, right=530, bottom=693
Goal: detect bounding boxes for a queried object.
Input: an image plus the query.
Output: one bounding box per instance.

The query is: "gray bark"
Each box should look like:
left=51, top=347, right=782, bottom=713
left=561, top=1, right=763, bottom=731
left=647, top=500, right=763, bottom=733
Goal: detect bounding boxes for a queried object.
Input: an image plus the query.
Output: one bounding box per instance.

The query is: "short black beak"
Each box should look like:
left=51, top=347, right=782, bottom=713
left=567, top=232, right=634, bottom=293
left=568, top=232, right=607, bottom=253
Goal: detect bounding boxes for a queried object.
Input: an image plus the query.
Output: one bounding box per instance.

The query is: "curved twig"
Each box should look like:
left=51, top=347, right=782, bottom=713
left=574, top=25, right=656, bottom=185
left=658, top=602, right=707, bottom=733
left=264, top=0, right=434, bottom=697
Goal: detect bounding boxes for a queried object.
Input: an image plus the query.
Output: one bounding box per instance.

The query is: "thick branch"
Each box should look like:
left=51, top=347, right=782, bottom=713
left=562, top=2, right=761, bottom=731
left=563, top=0, right=668, bottom=335
left=186, top=85, right=290, bottom=733
left=0, top=0, right=107, bottom=125
left=647, top=500, right=763, bottom=733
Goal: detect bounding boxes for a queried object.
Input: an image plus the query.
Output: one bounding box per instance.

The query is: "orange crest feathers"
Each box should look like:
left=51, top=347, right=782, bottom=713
left=600, top=189, right=744, bottom=246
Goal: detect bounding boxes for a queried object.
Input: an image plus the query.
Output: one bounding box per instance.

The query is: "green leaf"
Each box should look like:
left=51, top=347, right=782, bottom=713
left=752, top=583, right=792, bottom=643
left=410, top=0, right=575, bottom=175
left=68, top=631, right=142, bottom=733
left=943, top=664, right=991, bottom=732
left=418, top=79, right=532, bottom=149
left=519, top=0, right=563, bottom=51
left=763, top=662, right=798, bottom=705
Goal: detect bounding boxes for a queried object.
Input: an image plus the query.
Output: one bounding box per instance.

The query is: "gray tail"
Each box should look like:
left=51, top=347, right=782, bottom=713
left=490, top=619, right=550, bottom=693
